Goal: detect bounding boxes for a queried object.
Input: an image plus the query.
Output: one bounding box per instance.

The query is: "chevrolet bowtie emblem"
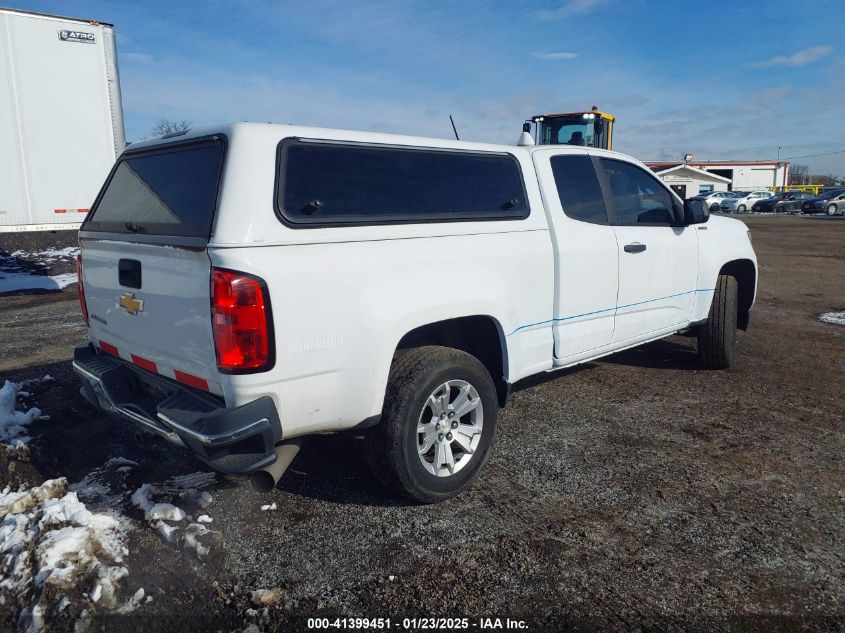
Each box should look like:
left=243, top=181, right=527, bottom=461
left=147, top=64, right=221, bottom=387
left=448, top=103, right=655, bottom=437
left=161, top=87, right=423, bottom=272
left=119, top=292, right=144, bottom=315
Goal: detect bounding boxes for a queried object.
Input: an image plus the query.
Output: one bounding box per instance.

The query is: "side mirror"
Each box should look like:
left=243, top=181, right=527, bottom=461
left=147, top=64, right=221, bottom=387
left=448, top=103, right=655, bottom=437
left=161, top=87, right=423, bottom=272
left=594, top=119, right=604, bottom=135
left=684, top=198, right=710, bottom=225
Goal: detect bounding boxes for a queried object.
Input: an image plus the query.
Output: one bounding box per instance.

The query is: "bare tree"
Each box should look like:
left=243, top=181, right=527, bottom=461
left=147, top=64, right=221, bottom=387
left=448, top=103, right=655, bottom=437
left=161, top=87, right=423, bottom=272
left=813, top=173, right=838, bottom=187
left=788, top=165, right=840, bottom=187
left=150, top=119, right=192, bottom=137
left=789, top=163, right=809, bottom=185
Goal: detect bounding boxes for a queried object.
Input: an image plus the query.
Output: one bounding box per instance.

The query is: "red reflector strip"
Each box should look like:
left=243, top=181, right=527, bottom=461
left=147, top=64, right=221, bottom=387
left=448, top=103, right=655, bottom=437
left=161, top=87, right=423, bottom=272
left=77, top=208, right=89, bottom=214
left=99, top=341, right=119, bottom=357
left=54, top=209, right=67, bottom=214
left=174, top=370, right=209, bottom=392
left=131, top=354, right=158, bottom=373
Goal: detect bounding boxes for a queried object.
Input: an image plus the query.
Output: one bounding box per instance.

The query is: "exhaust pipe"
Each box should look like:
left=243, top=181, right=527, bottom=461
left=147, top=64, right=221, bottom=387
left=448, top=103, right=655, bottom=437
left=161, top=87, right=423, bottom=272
left=250, top=439, right=302, bottom=493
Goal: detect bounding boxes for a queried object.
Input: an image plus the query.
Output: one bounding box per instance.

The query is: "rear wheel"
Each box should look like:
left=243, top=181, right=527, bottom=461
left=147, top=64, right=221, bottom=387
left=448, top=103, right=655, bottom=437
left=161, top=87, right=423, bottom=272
left=697, top=275, right=738, bottom=369
left=365, top=346, right=497, bottom=503
left=827, top=204, right=838, bottom=216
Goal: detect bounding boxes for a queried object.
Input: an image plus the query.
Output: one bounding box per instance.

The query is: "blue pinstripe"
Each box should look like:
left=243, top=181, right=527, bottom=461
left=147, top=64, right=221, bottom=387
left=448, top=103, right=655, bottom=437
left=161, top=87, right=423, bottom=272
left=508, top=288, right=715, bottom=336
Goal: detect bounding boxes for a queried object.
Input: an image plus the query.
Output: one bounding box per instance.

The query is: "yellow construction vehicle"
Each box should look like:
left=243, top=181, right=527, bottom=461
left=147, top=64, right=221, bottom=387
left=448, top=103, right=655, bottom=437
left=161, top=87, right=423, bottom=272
left=523, top=106, right=616, bottom=150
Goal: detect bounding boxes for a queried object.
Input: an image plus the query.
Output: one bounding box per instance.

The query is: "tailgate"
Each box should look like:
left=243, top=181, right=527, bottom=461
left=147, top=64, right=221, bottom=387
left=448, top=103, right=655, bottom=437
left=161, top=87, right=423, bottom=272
left=78, top=135, right=226, bottom=396
left=81, top=240, right=220, bottom=395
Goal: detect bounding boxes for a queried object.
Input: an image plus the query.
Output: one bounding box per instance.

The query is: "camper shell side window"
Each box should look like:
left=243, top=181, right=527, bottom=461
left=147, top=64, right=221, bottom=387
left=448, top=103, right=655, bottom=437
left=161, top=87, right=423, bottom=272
left=274, top=138, right=530, bottom=228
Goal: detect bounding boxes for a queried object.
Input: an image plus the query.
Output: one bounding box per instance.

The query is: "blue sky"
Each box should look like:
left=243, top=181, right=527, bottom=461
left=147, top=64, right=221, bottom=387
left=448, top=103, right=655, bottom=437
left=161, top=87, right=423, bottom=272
left=22, top=0, right=845, bottom=175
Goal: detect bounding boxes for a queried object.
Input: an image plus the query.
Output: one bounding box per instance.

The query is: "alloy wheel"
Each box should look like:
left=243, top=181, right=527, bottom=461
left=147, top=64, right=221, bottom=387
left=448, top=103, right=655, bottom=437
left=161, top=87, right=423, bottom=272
left=416, top=380, right=483, bottom=477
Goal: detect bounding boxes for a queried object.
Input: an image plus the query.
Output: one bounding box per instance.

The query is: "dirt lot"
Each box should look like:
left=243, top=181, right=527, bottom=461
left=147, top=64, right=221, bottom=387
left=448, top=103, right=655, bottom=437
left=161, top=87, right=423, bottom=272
left=1, top=215, right=843, bottom=632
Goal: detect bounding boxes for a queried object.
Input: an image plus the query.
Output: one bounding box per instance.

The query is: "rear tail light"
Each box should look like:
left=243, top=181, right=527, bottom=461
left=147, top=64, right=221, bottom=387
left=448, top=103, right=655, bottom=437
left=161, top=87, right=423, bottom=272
left=211, top=268, right=273, bottom=373
left=77, top=254, right=89, bottom=325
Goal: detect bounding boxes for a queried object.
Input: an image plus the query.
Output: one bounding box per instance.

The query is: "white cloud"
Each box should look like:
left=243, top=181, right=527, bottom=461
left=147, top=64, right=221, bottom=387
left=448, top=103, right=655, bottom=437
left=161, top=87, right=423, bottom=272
left=533, top=51, right=579, bottom=60
left=533, top=0, right=606, bottom=20
left=750, top=45, right=833, bottom=68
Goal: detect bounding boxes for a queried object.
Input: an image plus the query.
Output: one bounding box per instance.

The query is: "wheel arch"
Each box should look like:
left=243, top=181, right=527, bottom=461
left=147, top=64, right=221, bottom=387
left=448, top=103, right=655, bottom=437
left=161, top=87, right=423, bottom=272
left=719, top=258, right=756, bottom=330
left=393, top=315, right=510, bottom=406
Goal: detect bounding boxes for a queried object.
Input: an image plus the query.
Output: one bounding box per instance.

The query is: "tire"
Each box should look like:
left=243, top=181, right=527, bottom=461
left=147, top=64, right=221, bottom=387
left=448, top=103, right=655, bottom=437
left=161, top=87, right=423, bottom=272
left=737, top=204, right=746, bottom=213
left=709, top=203, right=720, bottom=213
left=827, top=204, right=838, bottom=216
left=697, top=275, right=738, bottom=369
left=365, top=346, right=498, bottom=503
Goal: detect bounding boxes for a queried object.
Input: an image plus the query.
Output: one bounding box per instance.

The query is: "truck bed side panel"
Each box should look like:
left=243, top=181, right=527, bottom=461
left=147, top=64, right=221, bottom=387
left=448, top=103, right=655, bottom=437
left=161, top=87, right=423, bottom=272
left=209, top=229, right=553, bottom=438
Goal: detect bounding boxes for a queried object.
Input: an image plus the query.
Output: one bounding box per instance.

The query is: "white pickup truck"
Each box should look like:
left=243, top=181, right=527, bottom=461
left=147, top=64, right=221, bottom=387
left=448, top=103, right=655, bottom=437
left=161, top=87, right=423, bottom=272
left=73, top=123, right=757, bottom=503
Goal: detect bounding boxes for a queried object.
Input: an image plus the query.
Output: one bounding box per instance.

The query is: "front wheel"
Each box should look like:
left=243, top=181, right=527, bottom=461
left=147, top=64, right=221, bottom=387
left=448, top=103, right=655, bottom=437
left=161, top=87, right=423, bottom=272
left=697, top=275, right=738, bottom=369
left=737, top=204, right=747, bottom=213
left=365, top=346, right=498, bottom=503
left=709, top=202, right=720, bottom=213
left=827, top=204, right=838, bottom=216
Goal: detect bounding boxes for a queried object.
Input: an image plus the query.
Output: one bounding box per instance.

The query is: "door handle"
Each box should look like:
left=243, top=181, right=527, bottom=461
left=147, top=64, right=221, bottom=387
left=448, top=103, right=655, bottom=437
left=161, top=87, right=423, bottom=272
left=624, top=243, right=647, bottom=253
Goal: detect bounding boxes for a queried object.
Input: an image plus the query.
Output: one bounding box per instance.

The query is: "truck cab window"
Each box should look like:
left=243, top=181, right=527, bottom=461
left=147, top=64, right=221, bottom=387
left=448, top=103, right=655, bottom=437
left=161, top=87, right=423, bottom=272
left=601, top=159, right=677, bottom=226
left=550, top=155, right=609, bottom=224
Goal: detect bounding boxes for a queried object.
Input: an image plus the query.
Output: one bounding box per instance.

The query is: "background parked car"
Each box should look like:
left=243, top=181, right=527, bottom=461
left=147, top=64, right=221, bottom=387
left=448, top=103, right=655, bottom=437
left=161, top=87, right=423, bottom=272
left=720, top=190, right=771, bottom=213
left=752, top=191, right=814, bottom=213
left=801, top=189, right=845, bottom=215
left=690, top=190, right=734, bottom=212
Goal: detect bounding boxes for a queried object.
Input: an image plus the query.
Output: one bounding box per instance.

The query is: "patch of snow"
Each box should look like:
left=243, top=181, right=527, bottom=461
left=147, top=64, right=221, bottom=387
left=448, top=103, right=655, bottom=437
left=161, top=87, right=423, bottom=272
left=130, top=484, right=186, bottom=522
left=0, top=270, right=77, bottom=293
left=819, top=311, right=845, bottom=326
left=155, top=520, right=179, bottom=544
left=260, top=502, right=277, bottom=511
left=0, top=478, right=134, bottom=630
left=0, top=380, right=43, bottom=444
left=130, top=473, right=222, bottom=560
left=17, top=375, right=55, bottom=390
left=9, top=246, right=79, bottom=262
left=182, top=523, right=219, bottom=559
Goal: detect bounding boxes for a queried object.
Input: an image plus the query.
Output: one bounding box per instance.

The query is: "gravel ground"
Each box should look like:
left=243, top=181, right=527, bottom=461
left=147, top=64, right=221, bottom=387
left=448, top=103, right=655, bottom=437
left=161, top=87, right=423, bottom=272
left=0, top=215, right=842, bottom=632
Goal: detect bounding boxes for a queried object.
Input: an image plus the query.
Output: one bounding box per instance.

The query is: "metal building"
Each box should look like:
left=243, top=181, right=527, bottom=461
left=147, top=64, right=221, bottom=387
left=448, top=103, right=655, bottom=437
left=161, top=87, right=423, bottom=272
left=646, top=160, right=789, bottom=197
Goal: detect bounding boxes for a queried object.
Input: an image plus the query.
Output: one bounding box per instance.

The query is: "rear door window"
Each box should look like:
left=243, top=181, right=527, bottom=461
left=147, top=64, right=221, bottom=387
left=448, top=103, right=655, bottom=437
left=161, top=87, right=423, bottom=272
left=276, top=139, right=529, bottom=226
left=84, top=138, right=225, bottom=238
left=550, top=154, right=609, bottom=224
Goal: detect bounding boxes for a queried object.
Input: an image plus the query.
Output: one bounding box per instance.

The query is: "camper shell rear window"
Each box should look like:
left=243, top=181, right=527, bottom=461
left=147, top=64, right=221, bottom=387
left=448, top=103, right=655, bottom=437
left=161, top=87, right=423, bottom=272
left=275, top=138, right=529, bottom=227
left=83, top=137, right=225, bottom=240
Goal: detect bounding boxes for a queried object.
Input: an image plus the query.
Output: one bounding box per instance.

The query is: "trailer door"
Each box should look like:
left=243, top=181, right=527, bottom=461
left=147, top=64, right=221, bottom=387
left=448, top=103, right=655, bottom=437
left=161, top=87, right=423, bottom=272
left=0, top=10, right=122, bottom=231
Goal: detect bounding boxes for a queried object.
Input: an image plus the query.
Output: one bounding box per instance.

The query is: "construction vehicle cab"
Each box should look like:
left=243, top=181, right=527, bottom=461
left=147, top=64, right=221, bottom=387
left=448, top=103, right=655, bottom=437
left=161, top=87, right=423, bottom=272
left=523, top=107, right=616, bottom=150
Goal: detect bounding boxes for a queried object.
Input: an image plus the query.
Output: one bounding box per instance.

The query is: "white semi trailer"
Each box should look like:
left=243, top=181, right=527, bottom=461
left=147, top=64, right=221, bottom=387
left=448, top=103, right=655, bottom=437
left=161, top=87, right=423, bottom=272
left=0, top=7, right=124, bottom=233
